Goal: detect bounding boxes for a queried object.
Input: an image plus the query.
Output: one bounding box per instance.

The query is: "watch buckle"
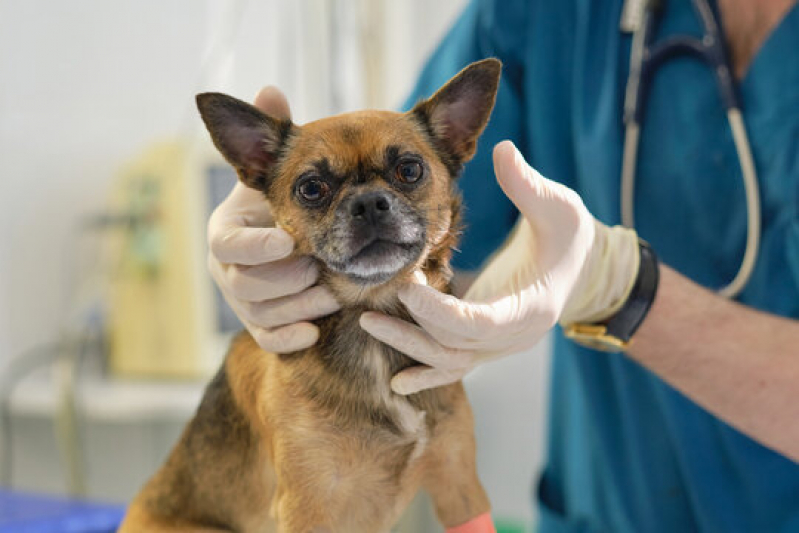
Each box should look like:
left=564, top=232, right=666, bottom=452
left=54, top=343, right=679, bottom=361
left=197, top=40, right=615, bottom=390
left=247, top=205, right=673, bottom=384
left=563, top=323, right=629, bottom=352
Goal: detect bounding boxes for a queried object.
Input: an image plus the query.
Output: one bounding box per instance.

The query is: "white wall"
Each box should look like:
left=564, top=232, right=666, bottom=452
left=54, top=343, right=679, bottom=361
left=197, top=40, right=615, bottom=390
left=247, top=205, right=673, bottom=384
left=0, top=0, right=208, bottom=363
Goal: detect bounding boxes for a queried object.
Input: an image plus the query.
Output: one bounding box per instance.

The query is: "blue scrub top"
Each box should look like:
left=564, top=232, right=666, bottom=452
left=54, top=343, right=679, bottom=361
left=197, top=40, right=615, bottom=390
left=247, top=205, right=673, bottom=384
left=406, top=1, right=799, bottom=531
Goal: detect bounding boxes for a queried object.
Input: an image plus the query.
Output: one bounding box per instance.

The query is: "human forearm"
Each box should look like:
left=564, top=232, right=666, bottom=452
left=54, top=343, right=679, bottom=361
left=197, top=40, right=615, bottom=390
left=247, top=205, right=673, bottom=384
left=628, top=265, right=799, bottom=463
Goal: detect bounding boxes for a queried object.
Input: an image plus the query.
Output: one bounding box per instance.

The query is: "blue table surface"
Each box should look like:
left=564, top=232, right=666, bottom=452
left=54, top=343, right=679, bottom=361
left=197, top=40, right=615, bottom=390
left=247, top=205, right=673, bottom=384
left=0, top=489, right=124, bottom=533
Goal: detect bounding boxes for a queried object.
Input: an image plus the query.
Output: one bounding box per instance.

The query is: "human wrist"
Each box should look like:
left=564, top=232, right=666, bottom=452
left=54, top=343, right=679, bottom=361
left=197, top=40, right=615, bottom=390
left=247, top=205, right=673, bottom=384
left=559, top=220, right=640, bottom=325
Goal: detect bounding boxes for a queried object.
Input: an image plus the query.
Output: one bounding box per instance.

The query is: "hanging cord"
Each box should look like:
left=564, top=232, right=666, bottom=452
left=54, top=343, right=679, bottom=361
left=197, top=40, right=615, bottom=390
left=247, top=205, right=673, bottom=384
left=12, top=213, right=126, bottom=495
left=49, top=217, right=117, bottom=497
left=177, top=0, right=250, bottom=140
left=0, top=343, right=63, bottom=486
left=359, top=0, right=386, bottom=110
left=53, top=333, right=93, bottom=497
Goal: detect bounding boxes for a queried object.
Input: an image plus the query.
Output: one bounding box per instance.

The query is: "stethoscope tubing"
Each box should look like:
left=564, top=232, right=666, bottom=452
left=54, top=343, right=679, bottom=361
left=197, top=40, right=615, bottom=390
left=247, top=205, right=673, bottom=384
left=620, top=0, right=761, bottom=298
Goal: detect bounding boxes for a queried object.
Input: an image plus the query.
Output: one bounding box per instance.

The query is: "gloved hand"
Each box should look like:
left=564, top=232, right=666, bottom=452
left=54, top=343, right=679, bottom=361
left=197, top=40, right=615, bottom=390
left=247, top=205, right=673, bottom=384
left=359, top=140, right=640, bottom=395
left=207, top=87, right=340, bottom=353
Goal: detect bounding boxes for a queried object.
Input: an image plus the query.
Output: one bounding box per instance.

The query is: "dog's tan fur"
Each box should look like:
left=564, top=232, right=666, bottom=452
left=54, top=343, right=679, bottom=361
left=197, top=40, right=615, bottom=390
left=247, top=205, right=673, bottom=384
left=120, top=59, right=501, bottom=533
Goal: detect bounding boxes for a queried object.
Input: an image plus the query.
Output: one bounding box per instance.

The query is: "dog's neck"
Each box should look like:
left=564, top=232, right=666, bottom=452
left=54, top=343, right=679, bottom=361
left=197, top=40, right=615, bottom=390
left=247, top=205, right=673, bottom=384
left=292, top=201, right=461, bottom=434
left=302, top=259, right=451, bottom=434
left=317, top=231, right=455, bottom=369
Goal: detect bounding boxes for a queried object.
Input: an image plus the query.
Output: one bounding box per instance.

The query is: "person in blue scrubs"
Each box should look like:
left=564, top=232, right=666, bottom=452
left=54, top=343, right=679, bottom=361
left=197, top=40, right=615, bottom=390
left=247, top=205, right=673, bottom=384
left=372, top=0, right=799, bottom=531
left=206, top=0, right=799, bottom=530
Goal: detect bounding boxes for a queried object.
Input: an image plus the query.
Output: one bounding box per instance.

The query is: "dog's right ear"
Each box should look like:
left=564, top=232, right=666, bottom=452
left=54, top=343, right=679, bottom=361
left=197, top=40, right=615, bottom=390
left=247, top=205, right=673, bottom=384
left=196, top=93, right=294, bottom=191
left=410, top=58, right=501, bottom=174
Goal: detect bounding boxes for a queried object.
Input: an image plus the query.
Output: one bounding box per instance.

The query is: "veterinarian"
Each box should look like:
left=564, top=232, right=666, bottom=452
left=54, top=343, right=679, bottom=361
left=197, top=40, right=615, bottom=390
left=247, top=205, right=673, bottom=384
left=207, top=0, right=799, bottom=530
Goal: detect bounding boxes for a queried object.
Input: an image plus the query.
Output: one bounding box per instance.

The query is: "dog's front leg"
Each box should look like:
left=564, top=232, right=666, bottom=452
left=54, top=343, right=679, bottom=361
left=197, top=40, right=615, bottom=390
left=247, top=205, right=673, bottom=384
left=423, top=439, right=493, bottom=532
left=421, top=385, right=494, bottom=532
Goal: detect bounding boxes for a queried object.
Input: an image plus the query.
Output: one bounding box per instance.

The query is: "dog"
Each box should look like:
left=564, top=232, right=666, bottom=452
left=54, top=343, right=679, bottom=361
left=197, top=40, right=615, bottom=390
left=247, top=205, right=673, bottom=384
left=119, top=58, right=501, bottom=533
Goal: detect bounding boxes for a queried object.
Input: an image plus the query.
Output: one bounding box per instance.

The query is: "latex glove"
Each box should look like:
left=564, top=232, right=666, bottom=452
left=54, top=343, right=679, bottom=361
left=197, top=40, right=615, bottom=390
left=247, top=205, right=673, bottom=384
left=359, top=140, right=639, bottom=395
left=207, top=87, right=340, bottom=353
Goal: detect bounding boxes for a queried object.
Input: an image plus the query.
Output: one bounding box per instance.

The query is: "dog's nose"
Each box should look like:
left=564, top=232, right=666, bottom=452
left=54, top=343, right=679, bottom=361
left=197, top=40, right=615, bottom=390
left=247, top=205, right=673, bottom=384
left=349, top=192, right=392, bottom=225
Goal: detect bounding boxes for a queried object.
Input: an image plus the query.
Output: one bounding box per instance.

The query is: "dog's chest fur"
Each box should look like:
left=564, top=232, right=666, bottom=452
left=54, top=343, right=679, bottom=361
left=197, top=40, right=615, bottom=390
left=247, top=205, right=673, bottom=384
left=298, top=306, right=445, bottom=442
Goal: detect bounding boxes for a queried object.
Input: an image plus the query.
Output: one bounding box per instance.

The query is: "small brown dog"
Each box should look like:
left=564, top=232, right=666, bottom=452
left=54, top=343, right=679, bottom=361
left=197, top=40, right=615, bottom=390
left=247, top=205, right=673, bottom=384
left=120, top=58, right=501, bottom=533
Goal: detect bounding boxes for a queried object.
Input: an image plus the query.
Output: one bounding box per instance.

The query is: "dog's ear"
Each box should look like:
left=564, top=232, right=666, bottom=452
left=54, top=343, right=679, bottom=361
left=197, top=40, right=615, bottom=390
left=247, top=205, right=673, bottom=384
left=196, top=92, right=294, bottom=191
left=411, top=58, right=501, bottom=171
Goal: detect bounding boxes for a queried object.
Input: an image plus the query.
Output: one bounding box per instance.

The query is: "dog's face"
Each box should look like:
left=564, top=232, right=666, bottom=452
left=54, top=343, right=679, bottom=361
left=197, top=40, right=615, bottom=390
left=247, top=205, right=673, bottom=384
left=197, top=59, right=500, bottom=301
left=271, top=113, right=446, bottom=286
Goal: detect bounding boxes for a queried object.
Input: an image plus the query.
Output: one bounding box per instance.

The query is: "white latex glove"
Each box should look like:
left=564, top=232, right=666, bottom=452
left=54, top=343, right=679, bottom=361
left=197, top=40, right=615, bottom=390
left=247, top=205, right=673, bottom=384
left=359, top=140, right=639, bottom=395
left=207, top=87, right=341, bottom=353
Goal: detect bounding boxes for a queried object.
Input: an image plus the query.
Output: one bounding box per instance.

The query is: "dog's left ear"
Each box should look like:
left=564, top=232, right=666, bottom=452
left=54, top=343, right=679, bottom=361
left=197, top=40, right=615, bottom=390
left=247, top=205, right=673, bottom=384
left=196, top=92, right=294, bottom=192
left=411, top=58, right=501, bottom=170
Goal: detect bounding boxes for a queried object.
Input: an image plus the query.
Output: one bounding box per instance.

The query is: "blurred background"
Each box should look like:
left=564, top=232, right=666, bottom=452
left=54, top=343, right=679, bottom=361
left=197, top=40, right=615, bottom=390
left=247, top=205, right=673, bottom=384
left=0, top=0, right=549, bottom=531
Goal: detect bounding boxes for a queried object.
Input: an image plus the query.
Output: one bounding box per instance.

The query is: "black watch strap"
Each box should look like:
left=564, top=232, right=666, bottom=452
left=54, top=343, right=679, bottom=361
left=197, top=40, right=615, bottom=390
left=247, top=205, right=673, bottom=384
left=603, top=240, right=660, bottom=343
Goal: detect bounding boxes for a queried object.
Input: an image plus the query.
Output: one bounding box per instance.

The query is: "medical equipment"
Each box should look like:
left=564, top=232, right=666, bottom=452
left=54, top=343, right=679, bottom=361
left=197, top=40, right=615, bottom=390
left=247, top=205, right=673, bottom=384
left=108, top=143, right=239, bottom=378
left=620, top=0, right=761, bottom=298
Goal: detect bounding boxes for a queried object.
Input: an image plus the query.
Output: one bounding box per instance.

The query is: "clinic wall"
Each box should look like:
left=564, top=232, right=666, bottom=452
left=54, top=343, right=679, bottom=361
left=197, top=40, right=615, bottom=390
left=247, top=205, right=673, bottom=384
left=0, top=0, right=207, bottom=364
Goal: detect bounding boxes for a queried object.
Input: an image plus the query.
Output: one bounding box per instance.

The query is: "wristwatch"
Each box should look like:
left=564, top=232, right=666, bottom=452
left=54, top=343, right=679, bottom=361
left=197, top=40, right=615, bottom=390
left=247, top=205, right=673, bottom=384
left=563, top=240, right=659, bottom=352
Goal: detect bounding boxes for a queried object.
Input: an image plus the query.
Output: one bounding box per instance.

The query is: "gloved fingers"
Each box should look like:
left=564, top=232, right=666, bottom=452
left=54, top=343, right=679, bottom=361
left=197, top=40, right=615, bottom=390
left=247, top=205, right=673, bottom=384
left=415, top=293, right=558, bottom=355
left=400, top=313, right=510, bottom=351
left=240, top=285, right=340, bottom=329
left=249, top=321, right=321, bottom=354
left=217, top=255, right=319, bottom=302
left=253, top=85, right=292, bottom=119
left=210, top=182, right=277, bottom=227
left=390, top=364, right=467, bottom=395
left=405, top=318, right=480, bottom=348
left=359, top=312, right=473, bottom=371
left=209, top=225, right=295, bottom=266
left=398, top=283, right=516, bottom=340
left=210, top=273, right=321, bottom=354
left=493, top=141, right=587, bottom=247
left=411, top=317, right=534, bottom=354
left=208, top=198, right=295, bottom=266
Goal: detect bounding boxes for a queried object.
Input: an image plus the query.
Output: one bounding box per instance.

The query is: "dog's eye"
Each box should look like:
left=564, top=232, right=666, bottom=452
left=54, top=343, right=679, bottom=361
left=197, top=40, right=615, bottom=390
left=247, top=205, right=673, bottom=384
left=298, top=178, right=330, bottom=203
left=396, top=161, right=423, bottom=184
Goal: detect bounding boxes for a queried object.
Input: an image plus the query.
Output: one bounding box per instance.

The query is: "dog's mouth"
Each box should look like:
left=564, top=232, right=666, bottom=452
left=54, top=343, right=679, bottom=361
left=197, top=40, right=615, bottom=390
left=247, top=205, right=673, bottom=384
left=325, top=237, right=425, bottom=285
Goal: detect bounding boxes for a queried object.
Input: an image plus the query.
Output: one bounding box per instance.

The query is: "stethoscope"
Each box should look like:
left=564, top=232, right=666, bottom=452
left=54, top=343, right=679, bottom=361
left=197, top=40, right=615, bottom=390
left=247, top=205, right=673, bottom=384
left=620, top=0, right=761, bottom=298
